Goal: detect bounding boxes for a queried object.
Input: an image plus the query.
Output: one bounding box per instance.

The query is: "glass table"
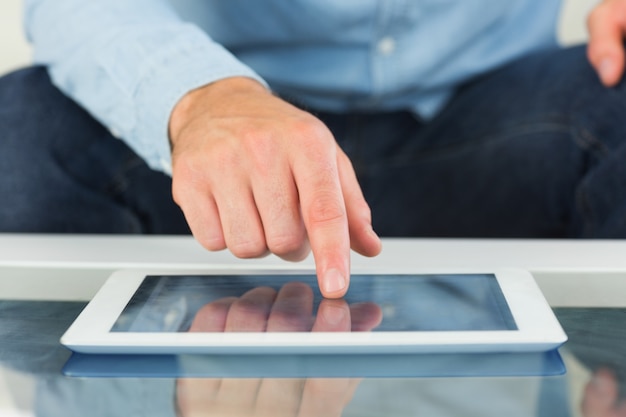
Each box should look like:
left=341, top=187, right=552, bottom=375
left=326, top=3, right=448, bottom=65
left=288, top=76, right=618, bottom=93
left=1, top=235, right=626, bottom=417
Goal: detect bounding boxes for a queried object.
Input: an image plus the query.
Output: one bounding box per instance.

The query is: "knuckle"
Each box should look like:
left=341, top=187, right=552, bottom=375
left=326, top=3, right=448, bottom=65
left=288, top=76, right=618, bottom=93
left=307, top=191, right=346, bottom=226
left=290, top=117, right=336, bottom=150
left=291, top=115, right=328, bottom=137
left=182, top=207, right=226, bottom=251
left=229, top=239, right=269, bottom=259
left=266, top=231, right=307, bottom=257
left=198, top=234, right=226, bottom=252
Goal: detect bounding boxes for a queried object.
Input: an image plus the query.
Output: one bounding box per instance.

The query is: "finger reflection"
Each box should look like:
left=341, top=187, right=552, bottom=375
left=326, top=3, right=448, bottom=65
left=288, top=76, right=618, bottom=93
left=314, top=299, right=351, bottom=331
left=189, top=281, right=382, bottom=334
left=266, top=282, right=314, bottom=332
left=176, top=377, right=359, bottom=417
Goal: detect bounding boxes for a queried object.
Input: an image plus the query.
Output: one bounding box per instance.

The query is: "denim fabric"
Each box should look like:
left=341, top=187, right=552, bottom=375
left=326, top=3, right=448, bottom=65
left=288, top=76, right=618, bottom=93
left=318, top=45, right=626, bottom=238
left=0, top=67, right=189, bottom=234
left=1, top=45, right=625, bottom=238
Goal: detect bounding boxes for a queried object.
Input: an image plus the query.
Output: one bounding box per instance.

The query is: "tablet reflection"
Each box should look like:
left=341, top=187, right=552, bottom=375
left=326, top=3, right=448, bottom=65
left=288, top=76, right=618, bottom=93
left=0, top=299, right=565, bottom=417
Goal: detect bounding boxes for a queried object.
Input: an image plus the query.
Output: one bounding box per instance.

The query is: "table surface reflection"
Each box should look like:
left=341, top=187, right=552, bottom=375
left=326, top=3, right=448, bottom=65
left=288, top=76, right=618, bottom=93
left=1, top=235, right=626, bottom=417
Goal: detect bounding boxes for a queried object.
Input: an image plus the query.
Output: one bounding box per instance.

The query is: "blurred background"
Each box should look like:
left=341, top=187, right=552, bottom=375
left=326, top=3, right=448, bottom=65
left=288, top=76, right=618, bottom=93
left=0, top=0, right=602, bottom=75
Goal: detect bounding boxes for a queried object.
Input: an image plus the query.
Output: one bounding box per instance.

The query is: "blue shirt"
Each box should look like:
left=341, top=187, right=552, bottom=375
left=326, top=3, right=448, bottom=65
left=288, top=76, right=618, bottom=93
left=24, top=0, right=562, bottom=174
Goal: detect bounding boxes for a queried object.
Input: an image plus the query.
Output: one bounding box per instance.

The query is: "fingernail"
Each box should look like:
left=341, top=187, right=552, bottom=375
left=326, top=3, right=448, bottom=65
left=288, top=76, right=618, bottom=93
left=599, top=58, right=615, bottom=84
left=323, top=268, right=346, bottom=295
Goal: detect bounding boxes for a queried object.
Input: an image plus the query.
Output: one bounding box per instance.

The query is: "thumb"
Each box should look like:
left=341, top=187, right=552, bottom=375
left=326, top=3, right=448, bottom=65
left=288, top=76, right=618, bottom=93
left=587, top=0, right=626, bottom=86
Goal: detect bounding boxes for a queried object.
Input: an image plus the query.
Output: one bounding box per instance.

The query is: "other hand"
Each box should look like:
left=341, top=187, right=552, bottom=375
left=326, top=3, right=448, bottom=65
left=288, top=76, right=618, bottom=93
left=587, top=0, right=626, bottom=86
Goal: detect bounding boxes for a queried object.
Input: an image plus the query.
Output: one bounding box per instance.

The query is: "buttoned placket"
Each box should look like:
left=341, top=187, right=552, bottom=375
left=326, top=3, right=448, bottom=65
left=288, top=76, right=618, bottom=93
left=371, top=0, right=417, bottom=97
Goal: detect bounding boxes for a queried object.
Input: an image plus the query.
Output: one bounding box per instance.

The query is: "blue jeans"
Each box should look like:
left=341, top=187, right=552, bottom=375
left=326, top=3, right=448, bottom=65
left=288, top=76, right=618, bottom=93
left=0, top=67, right=189, bottom=234
left=1, top=45, right=625, bottom=238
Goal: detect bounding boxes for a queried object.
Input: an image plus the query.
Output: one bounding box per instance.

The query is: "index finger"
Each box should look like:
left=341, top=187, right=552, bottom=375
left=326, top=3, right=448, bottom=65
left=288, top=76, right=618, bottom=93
left=291, top=128, right=350, bottom=299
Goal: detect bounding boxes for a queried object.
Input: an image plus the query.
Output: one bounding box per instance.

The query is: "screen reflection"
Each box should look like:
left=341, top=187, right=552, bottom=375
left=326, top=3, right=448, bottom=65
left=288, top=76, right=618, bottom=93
left=112, top=273, right=516, bottom=333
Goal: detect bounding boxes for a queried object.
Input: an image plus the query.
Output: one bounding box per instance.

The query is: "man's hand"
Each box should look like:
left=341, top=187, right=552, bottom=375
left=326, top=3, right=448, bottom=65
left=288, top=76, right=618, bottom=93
left=169, top=77, right=381, bottom=298
left=587, top=0, right=626, bottom=86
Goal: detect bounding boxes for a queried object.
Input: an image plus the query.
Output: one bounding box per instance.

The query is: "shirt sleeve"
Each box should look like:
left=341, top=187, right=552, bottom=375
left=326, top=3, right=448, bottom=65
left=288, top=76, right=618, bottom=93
left=24, top=0, right=267, bottom=175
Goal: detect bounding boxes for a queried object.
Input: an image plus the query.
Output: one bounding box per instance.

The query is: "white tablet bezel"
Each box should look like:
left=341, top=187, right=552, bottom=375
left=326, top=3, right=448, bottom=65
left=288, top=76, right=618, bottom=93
left=60, top=268, right=567, bottom=354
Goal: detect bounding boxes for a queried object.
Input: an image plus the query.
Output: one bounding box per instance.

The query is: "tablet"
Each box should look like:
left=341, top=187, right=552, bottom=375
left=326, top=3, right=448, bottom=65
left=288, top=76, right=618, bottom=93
left=60, top=268, right=567, bottom=354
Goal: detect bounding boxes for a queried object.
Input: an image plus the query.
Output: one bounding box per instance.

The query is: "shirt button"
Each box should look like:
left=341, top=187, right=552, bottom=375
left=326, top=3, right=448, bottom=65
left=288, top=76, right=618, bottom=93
left=377, top=36, right=396, bottom=55
left=109, top=128, right=121, bottom=138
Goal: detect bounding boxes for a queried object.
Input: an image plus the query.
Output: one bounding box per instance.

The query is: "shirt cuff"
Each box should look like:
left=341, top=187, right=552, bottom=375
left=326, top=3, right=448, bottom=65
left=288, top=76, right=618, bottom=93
left=113, top=24, right=267, bottom=175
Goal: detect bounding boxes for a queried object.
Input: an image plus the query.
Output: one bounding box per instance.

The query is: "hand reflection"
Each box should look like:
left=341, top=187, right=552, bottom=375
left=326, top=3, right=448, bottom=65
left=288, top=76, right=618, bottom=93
left=175, top=281, right=382, bottom=417
left=582, top=368, right=626, bottom=417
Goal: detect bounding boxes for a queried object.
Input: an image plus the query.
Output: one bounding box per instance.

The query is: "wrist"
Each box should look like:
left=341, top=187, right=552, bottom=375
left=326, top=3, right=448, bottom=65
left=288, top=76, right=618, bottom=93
left=169, top=77, right=269, bottom=147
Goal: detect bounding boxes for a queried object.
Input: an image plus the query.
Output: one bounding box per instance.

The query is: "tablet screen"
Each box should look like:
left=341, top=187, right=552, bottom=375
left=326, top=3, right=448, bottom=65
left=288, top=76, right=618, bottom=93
left=110, top=274, right=517, bottom=334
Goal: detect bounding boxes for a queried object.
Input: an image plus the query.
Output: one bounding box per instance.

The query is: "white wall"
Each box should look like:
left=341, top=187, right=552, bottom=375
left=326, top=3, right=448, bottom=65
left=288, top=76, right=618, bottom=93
left=0, top=0, right=31, bottom=74
left=0, top=0, right=601, bottom=76
left=558, top=0, right=598, bottom=44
